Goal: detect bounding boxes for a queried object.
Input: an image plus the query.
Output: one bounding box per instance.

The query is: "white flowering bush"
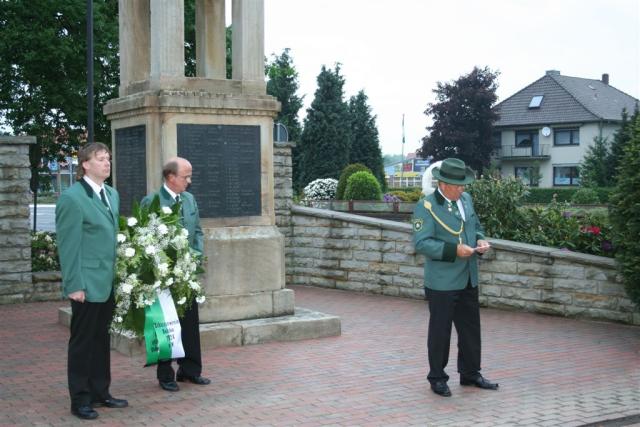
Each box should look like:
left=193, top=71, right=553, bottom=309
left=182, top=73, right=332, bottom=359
left=111, top=196, right=205, bottom=336
left=31, top=231, right=59, bottom=272
left=303, top=178, right=338, bottom=201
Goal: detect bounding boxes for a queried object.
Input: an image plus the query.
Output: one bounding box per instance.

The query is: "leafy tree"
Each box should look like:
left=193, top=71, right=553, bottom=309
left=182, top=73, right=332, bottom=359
left=298, top=64, right=351, bottom=188
left=579, top=136, right=613, bottom=187
left=609, top=113, right=640, bottom=306
left=418, top=66, right=500, bottom=174
left=348, top=90, right=385, bottom=190
left=0, top=0, right=119, bottom=182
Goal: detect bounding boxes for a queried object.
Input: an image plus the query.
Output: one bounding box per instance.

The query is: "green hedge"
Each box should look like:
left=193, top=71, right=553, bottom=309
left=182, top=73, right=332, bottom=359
left=524, top=187, right=613, bottom=204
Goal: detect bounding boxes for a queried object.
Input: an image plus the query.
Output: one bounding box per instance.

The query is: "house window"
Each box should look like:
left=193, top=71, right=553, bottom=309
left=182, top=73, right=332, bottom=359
left=553, top=166, right=580, bottom=186
left=515, top=130, right=538, bottom=147
left=554, top=128, right=580, bottom=146
left=528, top=95, right=544, bottom=108
left=492, top=131, right=502, bottom=152
left=515, top=166, right=539, bottom=186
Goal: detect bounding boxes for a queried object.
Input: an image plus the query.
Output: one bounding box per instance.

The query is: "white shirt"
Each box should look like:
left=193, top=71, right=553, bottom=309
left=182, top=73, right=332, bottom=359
left=83, top=176, right=111, bottom=210
left=437, top=188, right=466, bottom=221
left=163, top=184, right=179, bottom=201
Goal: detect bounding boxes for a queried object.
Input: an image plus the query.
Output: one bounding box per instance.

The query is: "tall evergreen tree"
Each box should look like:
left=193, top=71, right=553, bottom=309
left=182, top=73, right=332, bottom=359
left=609, top=106, right=640, bottom=177
left=418, top=66, right=500, bottom=174
left=266, top=49, right=303, bottom=142
left=266, top=49, right=304, bottom=190
left=579, top=136, right=613, bottom=187
left=609, top=113, right=640, bottom=306
left=348, top=90, right=385, bottom=189
left=298, top=65, right=351, bottom=188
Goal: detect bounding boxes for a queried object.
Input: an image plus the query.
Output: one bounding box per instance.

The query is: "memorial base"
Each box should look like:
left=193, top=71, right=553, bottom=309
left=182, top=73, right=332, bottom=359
left=58, top=306, right=341, bottom=356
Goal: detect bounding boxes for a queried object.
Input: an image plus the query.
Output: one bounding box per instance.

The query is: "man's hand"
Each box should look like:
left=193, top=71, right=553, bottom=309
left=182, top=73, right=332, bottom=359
left=456, top=244, right=475, bottom=258
left=476, top=239, right=491, bottom=254
left=68, top=290, right=86, bottom=303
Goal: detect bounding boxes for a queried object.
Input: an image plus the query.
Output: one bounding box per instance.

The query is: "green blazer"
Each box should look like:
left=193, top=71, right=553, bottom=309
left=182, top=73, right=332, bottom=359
left=55, top=179, right=119, bottom=302
left=141, top=187, right=203, bottom=254
left=412, top=190, right=485, bottom=291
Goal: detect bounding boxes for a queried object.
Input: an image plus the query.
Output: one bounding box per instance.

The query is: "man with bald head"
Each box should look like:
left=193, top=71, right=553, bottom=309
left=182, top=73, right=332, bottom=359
left=141, top=157, right=210, bottom=392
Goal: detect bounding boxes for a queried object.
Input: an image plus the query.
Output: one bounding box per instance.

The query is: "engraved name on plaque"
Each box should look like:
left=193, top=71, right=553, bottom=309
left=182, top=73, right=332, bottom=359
left=114, top=125, right=146, bottom=215
left=177, top=124, right=261, bottom=218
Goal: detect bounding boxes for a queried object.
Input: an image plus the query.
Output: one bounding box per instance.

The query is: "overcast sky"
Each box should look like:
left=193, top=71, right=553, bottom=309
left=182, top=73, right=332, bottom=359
left=257, top=0, right=640, bottom=155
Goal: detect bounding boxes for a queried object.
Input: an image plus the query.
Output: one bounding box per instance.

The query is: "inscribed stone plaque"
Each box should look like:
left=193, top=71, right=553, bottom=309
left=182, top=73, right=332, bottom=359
left=114, top=125, right=146, bottom=215
left=177, top=124, right=261, bottom=218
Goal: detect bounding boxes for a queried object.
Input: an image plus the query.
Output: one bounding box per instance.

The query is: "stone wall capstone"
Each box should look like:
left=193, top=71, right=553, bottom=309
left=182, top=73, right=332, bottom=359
left=0, top=136, right=35, bottom=303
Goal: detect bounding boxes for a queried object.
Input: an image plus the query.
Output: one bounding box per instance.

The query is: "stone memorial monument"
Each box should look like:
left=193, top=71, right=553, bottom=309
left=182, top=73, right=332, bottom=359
left=93, top=0, right=339, bottom=351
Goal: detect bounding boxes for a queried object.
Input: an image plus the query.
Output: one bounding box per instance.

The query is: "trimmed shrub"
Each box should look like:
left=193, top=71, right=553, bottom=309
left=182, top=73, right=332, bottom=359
left=386, top=189, right=422, bottom=202
left=344, top=170, right=382, bottom=200
left=336, top=163, right=371, bottom=200
left=523, top=188, right=578, bottom=203
left=570, top=188, right=600, bottom=204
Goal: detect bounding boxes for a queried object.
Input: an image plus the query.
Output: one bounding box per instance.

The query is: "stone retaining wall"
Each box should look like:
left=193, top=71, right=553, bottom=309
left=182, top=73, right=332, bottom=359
left=287, top=205, right=639, bottom=325
left=0, top=136, right=36, bottom=304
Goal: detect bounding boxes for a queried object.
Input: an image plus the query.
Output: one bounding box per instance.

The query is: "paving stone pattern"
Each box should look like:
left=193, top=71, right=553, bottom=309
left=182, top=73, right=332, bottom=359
left=1, top=285, right=639, bottom=426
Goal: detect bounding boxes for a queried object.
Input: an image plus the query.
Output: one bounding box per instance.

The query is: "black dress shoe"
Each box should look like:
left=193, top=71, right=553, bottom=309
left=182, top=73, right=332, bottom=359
left=430, top=381, right=452, bottom=397
left=159, top=380, right=180, bottom=392
left=71, top=405, right=99, bottom=420
left=460, top=375, right=499, bottom=390
left=92, top=397, right=129, bottom=408
left=176, top=369, right=211, bottom=385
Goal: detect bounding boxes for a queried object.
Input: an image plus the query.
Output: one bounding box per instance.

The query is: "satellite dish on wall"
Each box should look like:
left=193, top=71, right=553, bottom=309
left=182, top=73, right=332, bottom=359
left=541, top=126, right=551, bottom=137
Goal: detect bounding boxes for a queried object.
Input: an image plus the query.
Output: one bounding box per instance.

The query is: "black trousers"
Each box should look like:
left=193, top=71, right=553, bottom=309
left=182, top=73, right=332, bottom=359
left=68, top=295, right=114, bottom=407
left=426, top=281, right=481, bottom=384
left=157, top=302, right=202, bottom=381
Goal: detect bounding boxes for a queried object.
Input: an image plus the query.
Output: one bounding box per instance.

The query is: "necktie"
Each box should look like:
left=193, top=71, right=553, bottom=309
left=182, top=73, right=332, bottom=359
left=99, top=189, right=110, bottom=211
left=175, top=195, right=180, bottom=204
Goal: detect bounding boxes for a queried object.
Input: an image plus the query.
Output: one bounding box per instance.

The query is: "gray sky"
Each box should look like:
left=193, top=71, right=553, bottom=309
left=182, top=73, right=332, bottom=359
left=260, top=0, right=640, bottom=155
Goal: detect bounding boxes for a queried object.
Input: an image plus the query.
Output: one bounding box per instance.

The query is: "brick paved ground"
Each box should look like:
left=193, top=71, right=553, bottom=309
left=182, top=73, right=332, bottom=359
left=1, top=285, right=639, bottom=427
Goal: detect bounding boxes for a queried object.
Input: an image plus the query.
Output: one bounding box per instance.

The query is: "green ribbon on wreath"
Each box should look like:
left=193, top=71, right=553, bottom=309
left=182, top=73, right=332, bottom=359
left=143, top=298, right=173, bottom=366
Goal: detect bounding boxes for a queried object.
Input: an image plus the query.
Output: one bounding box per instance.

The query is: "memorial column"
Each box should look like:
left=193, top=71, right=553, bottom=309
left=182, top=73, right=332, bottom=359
left=150, top=0, right=185, bottom=79
left=231, top=0, right=264, bottom=81
left=196, top=0, right=226, bottom=79
left=118, top=0, right=150, bottom=96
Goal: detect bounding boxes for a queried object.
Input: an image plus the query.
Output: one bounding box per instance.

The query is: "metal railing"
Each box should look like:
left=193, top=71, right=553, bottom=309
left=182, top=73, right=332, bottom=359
left=499, top=144, right=550, bottom=159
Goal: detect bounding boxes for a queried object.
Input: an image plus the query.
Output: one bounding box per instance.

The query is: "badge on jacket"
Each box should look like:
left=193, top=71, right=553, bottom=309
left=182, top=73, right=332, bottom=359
left=412, top=218, right=423, bottom=232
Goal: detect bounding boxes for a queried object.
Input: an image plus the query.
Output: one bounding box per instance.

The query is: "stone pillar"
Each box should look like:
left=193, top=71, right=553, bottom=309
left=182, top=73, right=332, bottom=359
left=0, top=136, right=35, bottom=304
left=118, top=0, right=150, bottom=96
left=273, top=141, right=295, bottom=283
left=232, top=0, right=264, bottom=81
left=150, top=0, right=184, bottom=79
left=196, top=0, right=226, bottom=79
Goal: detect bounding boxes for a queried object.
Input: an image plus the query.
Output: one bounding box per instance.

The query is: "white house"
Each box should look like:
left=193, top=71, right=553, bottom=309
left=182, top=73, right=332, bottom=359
left=493, top=70, right=638, bottom=187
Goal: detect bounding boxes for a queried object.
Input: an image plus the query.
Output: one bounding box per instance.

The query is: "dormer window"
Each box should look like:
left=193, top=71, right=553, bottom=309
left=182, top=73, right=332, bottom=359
left=529, top=95, right=544, bottom=109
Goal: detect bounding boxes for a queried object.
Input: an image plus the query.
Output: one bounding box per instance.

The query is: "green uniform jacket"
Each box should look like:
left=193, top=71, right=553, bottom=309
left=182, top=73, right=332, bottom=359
left=141, top=187, right=204, bottom=254
left=412, top=190, right=486, bottom=291
left=55, top=179, right=119, bottom=302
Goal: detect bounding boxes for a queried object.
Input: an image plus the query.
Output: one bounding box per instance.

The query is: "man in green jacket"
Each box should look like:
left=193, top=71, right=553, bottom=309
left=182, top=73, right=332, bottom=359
left=56, top=142, right=128, bottom=419
left=412, top=158, right=498, bottom=397
left=141, top=157, right=209, bottom=392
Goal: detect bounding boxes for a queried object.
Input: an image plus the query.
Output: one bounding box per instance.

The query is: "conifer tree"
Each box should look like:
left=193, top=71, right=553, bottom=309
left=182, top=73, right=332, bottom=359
left=609, top=113, right=640, bottom=306
left=348, top=90, right=385, bottom=190
left=298, top=65, right=351, bottom=188
left=579, top=136, right=612, bottom=187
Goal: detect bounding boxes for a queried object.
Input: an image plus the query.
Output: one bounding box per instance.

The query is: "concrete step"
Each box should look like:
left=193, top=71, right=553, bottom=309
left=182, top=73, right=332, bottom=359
left=58, top=306, right=341, bottom=356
